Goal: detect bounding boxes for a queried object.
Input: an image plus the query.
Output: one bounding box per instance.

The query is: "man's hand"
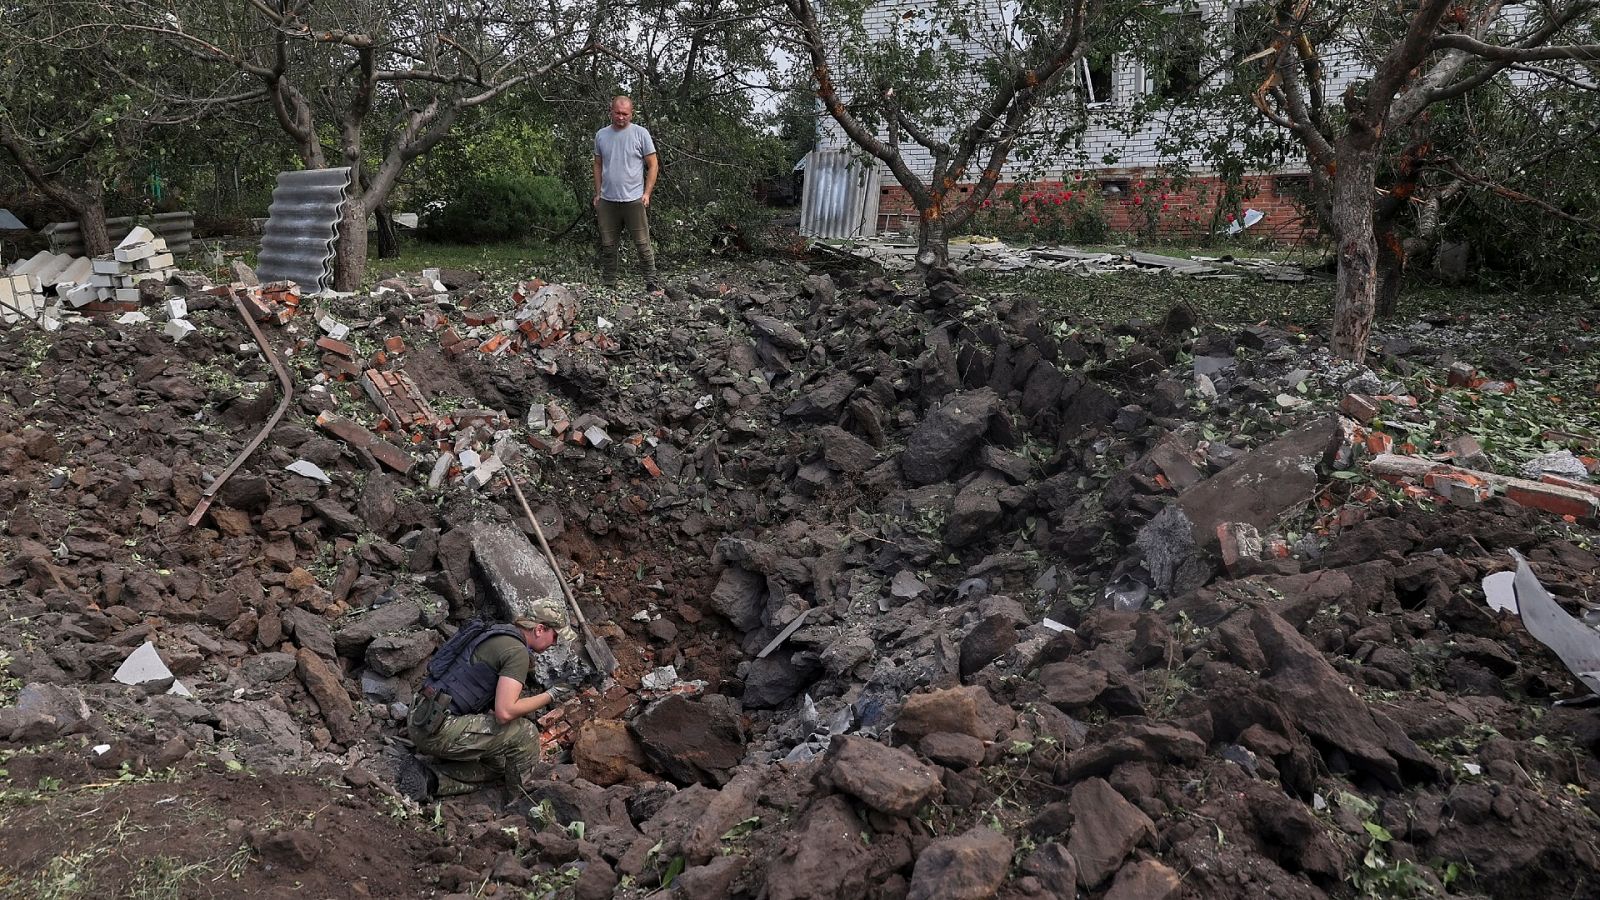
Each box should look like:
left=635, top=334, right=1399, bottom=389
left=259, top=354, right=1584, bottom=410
left=641, top=192, right=652, bottom=208
left=546, top=684, right=575, bottom=704
left=593, top=194, right=601, bottom=208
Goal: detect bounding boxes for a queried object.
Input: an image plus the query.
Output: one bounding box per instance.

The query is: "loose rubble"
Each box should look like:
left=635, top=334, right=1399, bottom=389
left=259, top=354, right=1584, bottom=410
left=2, top=245, right=1599, bottom=898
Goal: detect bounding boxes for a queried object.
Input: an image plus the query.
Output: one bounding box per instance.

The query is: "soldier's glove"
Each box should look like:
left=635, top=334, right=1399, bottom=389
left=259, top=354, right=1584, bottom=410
left=546, top=684, right=575, bottom=704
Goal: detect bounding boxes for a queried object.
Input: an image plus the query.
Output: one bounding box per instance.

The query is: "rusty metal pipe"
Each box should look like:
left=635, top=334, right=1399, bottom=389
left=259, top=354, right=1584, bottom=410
left=186, top=294, right=295, bottom=527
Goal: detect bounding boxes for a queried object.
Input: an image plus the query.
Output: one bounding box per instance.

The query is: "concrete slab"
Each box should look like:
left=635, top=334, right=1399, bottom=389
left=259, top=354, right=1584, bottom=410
left=467, top=521, right=564, bottom=625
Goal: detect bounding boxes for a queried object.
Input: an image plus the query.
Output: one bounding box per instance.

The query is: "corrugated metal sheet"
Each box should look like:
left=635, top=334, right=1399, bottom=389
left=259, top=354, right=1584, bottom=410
left=43, top=212, right=194, bottom=256
left=257, top=167, right=352, bottom=294
left=799, top=150, right=880, bottom=239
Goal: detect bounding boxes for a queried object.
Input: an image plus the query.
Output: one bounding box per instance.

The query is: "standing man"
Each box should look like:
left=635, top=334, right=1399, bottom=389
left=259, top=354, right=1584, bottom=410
left=400, top=602, right=577, bottom=799
left=593, top=95, right=661, bottom=292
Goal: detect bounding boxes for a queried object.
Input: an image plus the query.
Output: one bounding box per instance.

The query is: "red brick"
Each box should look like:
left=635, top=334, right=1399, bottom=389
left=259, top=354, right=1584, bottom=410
left=321, top=354, right=362, bottom=380
left=315, top=336, right=355, bottom=358
left=1216, top=522, right=1262, bottom=575
left=641, top=456, right=662, bottom=478
left=1538, top=474, right=1600, bottom=501
left=314, top=412, right=417, bottom=474
left=1504, top=484, right=1599, bottom=519
left=1542, top=430, right=1596, bottom=451
left=384, top=336, right=406, bottom=353
left=1340, top=393, right=1380, bottom=423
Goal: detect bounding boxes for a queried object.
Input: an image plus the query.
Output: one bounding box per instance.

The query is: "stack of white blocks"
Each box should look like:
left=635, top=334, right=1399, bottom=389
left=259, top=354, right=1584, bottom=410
left=1, top=247, right=100, bottom=327
left=0, top=269, right=49, bottom=326
left=68, top=226, right=175, bottom=308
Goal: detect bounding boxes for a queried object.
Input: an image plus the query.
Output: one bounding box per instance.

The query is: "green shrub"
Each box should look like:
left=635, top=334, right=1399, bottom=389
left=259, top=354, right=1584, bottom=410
left=423, top=174, right=577, bottom=242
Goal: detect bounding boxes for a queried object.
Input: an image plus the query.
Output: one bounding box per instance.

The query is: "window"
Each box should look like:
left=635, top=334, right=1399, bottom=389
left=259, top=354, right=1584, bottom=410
left=1081, top=54, right=1115, bottom=106
left=1148, top=12, right=1206, bottom=100
left=1228, top=3, right=1275, bottom=74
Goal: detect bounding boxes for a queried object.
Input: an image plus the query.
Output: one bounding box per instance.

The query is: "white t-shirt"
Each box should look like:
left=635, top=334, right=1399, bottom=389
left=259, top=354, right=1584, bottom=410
left=594, top=124, right=657, bottom=202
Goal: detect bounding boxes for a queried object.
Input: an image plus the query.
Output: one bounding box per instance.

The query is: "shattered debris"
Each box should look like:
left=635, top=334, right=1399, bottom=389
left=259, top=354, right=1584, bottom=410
left=812, top=236, right=1314, bottom=281
left=3, top=244, right=1600, bottom=900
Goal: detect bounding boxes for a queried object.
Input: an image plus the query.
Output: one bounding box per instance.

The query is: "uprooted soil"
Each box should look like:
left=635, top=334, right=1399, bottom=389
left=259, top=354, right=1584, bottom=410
left=2, top=250, right=1600, bottom=900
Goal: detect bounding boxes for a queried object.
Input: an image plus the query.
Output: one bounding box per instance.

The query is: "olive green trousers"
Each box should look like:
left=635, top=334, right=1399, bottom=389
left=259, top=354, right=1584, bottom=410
left=596, top=199, right=659, bottom=289
left=408, top=712, right=539, bottom=797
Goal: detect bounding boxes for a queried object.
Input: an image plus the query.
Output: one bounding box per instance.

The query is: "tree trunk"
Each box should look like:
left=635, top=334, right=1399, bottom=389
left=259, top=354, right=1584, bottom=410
left=76, top=190, right=112, bottom=257
left=333, top=196, right=368, bottom=292
left=915, top=213, right=950, bottom=278
left=375, top=203, right=399, bottom=259
left=1375, top=236, right=1404, bottom=319
left=1330, top=145, right=1380, bottom=363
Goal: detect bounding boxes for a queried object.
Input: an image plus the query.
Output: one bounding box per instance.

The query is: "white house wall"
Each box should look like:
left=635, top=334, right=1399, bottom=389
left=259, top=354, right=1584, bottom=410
left=816, top=0, right=1374, bottom=181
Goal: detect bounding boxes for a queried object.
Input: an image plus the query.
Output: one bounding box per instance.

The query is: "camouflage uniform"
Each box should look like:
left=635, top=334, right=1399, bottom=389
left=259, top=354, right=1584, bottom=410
left=408, top=708, right=539, bottom=796
left=407, top=600, right=574, bottom=797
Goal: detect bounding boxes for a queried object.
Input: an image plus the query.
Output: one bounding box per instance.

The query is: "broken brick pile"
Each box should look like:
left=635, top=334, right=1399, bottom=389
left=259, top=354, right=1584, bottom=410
left=416, top=280, right=619, bottom=366
left=296, top=275, right=672, bottom=496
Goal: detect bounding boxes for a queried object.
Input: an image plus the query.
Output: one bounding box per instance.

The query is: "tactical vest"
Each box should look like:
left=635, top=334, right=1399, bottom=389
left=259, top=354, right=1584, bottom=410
left=421, top=621, right=528, bottom=716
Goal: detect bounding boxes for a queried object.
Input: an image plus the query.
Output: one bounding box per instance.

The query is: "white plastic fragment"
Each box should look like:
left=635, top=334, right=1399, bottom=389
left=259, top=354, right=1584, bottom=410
left=1482, top=570, right=1518, bottom=614
left=93, top=744, right=111, bottom=755
left=1041, top=617, right=1074, bottom=633
left=113, top=641, right=193, bottom=696
left=285, top=460, right=332, bottom=483
left=1510, top=549, right=1600, bottom=696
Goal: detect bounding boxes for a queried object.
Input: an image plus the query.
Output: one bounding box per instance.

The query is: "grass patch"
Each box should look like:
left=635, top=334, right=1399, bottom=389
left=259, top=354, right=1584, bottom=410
left=367, top=237, right=593, bottom=288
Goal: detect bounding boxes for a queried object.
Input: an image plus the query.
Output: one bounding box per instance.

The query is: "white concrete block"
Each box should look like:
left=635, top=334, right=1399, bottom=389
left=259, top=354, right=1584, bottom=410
left=165, top=318, right=196, bottom=342
left=117, top=226, right=156, bottom=248
left=318, top=315, right=350, bottom=341
left=65, top=282, right=97, bottom=308
left=115, top=241, right=157, bottom=263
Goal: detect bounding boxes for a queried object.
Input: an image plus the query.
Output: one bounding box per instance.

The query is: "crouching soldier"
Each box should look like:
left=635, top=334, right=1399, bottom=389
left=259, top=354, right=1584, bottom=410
left=401, top=602, right=577, bottom=799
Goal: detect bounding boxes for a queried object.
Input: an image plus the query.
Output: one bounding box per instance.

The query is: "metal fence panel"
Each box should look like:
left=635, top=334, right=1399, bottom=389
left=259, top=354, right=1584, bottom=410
left=799, top=150, right=879, bottom=239
left=256, top=167, right=352, bottom=294
left=42, top=212, right=195, bottom=256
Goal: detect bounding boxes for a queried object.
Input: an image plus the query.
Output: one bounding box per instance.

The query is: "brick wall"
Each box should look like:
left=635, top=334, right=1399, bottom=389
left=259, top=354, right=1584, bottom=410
left=873, top=171, right=1319, bottom=243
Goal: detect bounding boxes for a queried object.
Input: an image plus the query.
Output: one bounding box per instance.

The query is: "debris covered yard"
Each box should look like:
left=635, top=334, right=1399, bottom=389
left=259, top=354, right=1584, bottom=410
left=3, top=244, right=1600, bottom=900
